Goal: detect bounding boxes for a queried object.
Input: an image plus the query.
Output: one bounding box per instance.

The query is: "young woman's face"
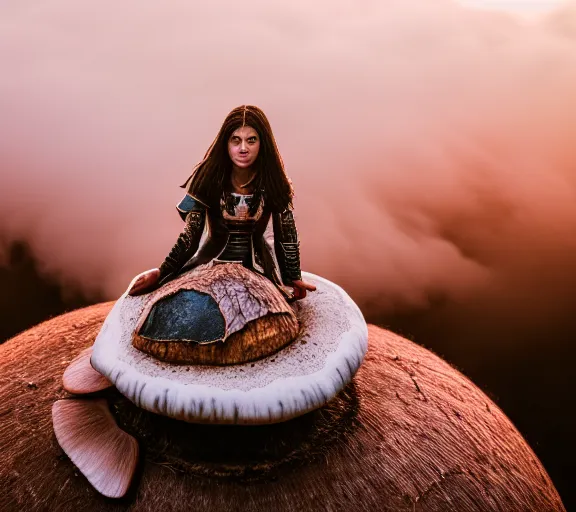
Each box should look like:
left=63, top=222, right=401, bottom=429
left=228, top=126, right=260, bottom=169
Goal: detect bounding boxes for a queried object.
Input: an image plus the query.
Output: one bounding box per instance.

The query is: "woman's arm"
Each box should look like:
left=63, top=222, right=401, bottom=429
left=157, top=208, right=206, bottom=285
left=129, top=202, right=206, bottom=296
left=272, top=208, right=316, bottom=300
left=272, top=208, right=302, bottom=285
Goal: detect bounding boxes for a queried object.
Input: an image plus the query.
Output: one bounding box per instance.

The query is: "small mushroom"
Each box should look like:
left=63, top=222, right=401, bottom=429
left=62, top=347, right=112, bottom=394
left=52, top=399, right=138, bottom=498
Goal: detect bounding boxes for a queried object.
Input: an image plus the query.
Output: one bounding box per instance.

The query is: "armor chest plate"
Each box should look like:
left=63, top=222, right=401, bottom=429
left=217, top=193, right=263, bottom=263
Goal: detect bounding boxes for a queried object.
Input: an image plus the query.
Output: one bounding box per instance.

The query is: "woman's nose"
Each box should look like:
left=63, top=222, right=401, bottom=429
left=240, top=140, right=247, bottom=151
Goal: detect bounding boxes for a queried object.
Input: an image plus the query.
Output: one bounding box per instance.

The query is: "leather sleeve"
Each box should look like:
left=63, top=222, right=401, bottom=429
left=158, top=209, right=206, bottom=285
left=272, top=208, right=302, bottom=285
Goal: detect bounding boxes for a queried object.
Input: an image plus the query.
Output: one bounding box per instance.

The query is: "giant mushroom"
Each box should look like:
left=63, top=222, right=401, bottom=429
left=0, top=294, right=566, bottom=511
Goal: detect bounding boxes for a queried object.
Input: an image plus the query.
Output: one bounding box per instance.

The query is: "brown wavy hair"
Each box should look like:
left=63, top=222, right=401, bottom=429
left=181, top=105, right=294, bottom=214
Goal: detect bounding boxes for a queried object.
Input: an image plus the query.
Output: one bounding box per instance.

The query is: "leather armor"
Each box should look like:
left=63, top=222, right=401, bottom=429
left=158, top=209, right=205, bottom=285
left=157, top=193, right=302, bottom=292
left=272, top=209, right=302, bottom=284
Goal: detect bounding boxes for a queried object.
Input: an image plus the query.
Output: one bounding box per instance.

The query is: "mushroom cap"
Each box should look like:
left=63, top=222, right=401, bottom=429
left=0, top=304, right=566, bottom=511
left=90, top=272, right=368, bottom=424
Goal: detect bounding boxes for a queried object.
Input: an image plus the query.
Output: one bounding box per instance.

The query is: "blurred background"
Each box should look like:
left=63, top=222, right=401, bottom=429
left=1, top=0, right=575, bottom=508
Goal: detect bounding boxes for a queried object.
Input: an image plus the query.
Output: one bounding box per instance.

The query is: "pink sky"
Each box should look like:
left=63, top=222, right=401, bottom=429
left=1, top=0, right=576, bottom=333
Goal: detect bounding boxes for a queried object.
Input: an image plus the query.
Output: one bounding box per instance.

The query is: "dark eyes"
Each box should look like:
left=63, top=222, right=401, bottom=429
left=230, top=137, right=258, bottom=144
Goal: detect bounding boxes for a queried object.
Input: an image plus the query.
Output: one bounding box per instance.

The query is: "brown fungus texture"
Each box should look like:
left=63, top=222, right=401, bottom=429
left=0, top=303, right=566, bottom=512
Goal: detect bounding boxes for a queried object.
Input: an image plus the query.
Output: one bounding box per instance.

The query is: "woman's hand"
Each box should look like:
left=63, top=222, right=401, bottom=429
left=128, top=269, right=161, bottom=296
left=290, top=279, right=317, bottom=301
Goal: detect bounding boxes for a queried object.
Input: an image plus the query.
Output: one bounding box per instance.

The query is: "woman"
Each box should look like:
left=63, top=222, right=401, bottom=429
left=127, top=105, right=316, bottom=363
left=130, top=105, right=316, bottom=299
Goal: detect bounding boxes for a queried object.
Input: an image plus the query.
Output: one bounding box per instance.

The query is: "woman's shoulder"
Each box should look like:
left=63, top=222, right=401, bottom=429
left=176, top=193, right=208, bottom=221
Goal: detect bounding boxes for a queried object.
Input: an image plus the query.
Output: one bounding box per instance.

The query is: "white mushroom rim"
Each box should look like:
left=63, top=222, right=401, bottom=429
left=91, top=271, right=368, bottom=425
